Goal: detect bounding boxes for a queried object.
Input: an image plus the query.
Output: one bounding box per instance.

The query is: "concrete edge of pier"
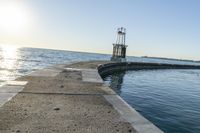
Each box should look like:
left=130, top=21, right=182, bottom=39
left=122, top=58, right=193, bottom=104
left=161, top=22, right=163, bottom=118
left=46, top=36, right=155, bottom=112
left=98, top=61, right=200, bottom=77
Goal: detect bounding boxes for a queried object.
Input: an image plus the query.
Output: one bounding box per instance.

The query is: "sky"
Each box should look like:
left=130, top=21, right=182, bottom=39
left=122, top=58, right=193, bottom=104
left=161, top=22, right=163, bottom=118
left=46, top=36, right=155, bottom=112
left=0, top=0, right=200, bottom=60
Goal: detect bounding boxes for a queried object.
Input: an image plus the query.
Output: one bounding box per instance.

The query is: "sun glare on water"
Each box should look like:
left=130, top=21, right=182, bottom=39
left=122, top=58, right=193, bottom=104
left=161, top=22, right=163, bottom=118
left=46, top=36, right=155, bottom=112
left=0, top=1, right=31, bottom=34
left=0, top=44, right=20, bottom=81
left=0, top=45, right=20, bottom=70
left=1, top=45, right=19, bottom=59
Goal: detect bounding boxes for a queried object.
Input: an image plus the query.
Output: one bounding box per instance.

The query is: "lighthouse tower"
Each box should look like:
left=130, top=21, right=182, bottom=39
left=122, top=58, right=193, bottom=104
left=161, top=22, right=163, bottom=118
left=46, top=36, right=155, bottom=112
left=111, top=27, right=127, bottom=62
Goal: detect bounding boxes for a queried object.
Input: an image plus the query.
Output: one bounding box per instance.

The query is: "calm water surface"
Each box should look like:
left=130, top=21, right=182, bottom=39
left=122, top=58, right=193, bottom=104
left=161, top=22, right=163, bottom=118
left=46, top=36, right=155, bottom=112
left=1, top=46, right=200, bottom=133
left=104, top=70, right=200, bottom=133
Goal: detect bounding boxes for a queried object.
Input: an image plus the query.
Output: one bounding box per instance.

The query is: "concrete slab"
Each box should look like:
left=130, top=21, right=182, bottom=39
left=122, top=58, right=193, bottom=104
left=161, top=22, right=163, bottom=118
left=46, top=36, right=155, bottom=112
left=20, top=73, right=112, bottom=95
left=101, top=85, right=116, bottom=95
left=133, top=123, right=164, bottom=133
left=0, top=93, right=17, bottom=107
left=82, top=69, right=103, bottom=83
left=0, top=85, right=24, bottom=93
left=0, top=85, right=24, bottom=107
left=28, top=68, right=61, bottom=77
left=6, top=81, right=28, bottom=86
left=64, top=67, right=82, bottom=72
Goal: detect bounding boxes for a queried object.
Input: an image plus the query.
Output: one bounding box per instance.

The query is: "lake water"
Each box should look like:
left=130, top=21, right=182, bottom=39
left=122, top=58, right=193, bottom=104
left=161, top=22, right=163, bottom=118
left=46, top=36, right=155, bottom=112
left=0, top=46, right=110, bottom=85
left=104, top=69, right=200, bottom=133
left=1, top=46, right=200, bottom=133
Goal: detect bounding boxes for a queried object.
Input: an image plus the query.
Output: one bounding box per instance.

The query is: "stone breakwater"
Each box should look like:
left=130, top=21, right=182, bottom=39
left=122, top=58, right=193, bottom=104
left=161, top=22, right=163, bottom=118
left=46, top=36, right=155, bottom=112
left=2, top=60, right=199, bottom=133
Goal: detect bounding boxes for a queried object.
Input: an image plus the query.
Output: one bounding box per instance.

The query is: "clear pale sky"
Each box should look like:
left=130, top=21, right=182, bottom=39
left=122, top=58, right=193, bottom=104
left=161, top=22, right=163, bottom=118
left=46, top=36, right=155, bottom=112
left=0, top=0, right=200, bottom=60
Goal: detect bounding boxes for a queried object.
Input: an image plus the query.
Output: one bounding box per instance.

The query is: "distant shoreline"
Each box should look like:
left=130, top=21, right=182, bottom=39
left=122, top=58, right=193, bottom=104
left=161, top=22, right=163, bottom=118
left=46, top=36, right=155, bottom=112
left=142, top=56, right=199, bottom=63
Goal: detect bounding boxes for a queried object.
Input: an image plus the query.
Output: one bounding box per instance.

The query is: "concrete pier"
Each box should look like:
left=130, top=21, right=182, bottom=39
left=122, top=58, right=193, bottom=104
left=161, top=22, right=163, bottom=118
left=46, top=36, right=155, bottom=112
left=1, top=60, right=199, bottom=133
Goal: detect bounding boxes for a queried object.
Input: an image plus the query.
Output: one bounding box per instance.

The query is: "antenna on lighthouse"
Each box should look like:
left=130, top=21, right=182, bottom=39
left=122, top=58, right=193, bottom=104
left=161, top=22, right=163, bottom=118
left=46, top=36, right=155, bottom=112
left=111, top=27, right=127, bottom=62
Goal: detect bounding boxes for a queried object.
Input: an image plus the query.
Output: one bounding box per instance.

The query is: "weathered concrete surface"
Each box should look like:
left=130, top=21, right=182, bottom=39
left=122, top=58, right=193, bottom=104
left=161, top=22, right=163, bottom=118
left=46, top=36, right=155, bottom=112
left=1, top=60, right=184, bottom=132
left=0, top=61, right=139, bottom=133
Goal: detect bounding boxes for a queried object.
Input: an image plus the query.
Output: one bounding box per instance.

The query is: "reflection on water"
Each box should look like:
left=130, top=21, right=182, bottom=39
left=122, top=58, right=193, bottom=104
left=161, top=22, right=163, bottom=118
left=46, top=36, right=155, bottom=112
left=0, top=45, right=20, bottom=81
left=104, top=71, right=126, bottom=94
left=1, top=45, right=19, bottom=68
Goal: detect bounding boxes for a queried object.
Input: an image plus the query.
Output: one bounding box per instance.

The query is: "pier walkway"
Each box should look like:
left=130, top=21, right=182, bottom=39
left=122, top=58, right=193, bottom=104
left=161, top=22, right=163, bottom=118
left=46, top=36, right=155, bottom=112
left=0, top=61, right=172, bottom=133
